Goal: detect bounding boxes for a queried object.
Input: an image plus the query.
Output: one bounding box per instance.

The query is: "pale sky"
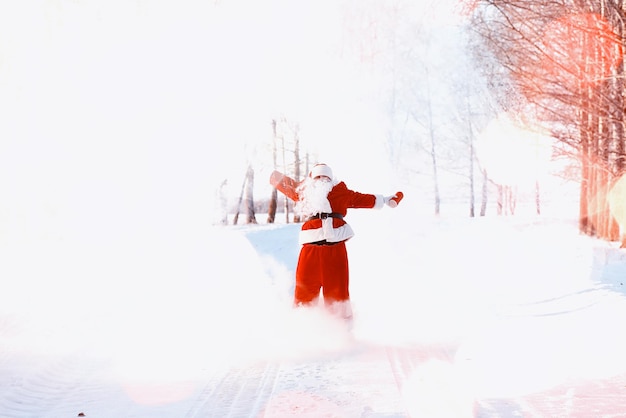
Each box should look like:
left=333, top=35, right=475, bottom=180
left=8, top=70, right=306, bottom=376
left=0, top=0, right=471, bottom=232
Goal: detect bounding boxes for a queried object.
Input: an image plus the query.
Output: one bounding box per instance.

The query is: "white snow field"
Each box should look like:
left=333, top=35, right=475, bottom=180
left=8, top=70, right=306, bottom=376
left=1, top=207, right=626, bottom=418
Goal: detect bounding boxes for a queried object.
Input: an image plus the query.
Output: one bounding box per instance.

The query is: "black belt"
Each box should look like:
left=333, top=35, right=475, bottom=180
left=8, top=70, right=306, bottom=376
left=308, top=239, right=343, bottom=246
left=307, top=212, right=344, bottom=221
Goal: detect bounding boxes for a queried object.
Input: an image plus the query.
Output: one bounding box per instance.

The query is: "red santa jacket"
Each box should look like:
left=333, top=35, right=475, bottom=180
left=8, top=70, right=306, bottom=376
left=270, top=171, right=383, bottom=244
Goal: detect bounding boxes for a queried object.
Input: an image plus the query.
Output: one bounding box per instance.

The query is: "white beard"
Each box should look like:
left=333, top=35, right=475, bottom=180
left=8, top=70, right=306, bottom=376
left=295, top=177, right=334, bottom=217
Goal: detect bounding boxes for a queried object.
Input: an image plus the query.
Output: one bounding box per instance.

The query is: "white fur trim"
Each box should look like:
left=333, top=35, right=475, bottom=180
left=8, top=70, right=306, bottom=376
left=299, top=222, right=355, bottom=245
left=374, top=194, right=385, bottom=209
left=310, top=164, right=333, bottom=180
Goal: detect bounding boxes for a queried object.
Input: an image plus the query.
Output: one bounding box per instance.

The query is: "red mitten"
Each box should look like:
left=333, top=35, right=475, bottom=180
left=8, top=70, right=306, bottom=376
left=385, top=191, right=404, bottom=208
left=269, top=170, right=284, bottom=187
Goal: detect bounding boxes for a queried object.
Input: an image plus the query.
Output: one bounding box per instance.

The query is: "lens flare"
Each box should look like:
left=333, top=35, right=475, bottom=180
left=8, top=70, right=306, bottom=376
left=476, top=112, right=552, bottom=187
left=608, top=174, right=626, bottom=235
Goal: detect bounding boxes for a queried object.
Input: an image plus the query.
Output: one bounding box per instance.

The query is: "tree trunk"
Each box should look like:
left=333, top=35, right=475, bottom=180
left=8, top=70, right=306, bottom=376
left=535, top=180, right=541, bottom=216
left=425, top=73, right=440, bottom=215
left=468, top=95, right=475, bottom=218
left=232, top=175, right=247, bottom=226
left=281, top=127, right=290, bottom=223
left=268, top=189, right=278, bottom=224
left=293, top=124, right=302, bottom=223
left=608, top=13, right=625, bottom=242
left=218, top=179, right=229, bottom=225
left=245, top=165, right=257, bottom=224
left=508, top=186, right=517, bottom=215
left=480, top=168, right=488, bottom=216
left=267, top=119, right=278, bottom=224
left=579, top=88, right=592, bottom=235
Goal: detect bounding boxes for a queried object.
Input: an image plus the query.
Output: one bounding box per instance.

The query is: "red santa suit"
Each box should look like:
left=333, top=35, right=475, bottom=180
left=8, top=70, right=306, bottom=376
left=270, top=164, right=401, bottom=319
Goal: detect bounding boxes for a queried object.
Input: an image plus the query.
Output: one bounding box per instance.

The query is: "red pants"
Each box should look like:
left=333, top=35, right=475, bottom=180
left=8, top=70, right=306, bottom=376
left=294, top=241, right=350, bottom=306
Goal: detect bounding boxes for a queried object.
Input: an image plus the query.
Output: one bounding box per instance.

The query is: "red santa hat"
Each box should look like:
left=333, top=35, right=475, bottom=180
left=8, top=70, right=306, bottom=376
left=309, top=163, right=333, bottom=180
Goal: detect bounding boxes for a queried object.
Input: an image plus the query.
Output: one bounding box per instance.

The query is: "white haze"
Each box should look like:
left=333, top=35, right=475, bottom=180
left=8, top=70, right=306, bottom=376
left=0, top=3, right=625, bottom=417
left=0, top=0, right=417, bottom=235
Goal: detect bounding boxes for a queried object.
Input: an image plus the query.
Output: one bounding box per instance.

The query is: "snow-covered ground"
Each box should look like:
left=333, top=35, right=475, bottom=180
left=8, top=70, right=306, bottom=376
left=1, top=204, right=626, bottom=417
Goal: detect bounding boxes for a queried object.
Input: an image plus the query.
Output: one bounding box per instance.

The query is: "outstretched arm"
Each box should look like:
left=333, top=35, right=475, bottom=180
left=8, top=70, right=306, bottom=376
left=342, top=182, right=404, bottom=209
left=269, top=170, right=300, bottom=201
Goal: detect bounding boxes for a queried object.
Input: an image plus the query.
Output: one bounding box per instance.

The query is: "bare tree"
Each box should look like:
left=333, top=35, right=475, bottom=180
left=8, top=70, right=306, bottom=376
left=292, top=123, right=302, bottom=223
left=232, top=174, right=246, bottom=226
left=419, top=67, right=442, bottom=215
left=480, top=168, right=489, bottom=216
left=244, top=165, right=257, bottom=224
left=267, top=119, right=279, bottom=223
left=232, top=165, right=257, bottom=225
left=269, top=116, right=306, bottom=223
left=217, top=179, right=229, bottom=225
left=369, top=2, right=497, bottom=217
left=469, top=0, right=626, bottom=241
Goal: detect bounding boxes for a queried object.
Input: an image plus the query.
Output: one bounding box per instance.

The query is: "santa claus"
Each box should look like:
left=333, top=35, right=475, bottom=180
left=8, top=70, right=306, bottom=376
left=269, top=163, right=403, bottom=320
